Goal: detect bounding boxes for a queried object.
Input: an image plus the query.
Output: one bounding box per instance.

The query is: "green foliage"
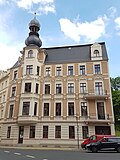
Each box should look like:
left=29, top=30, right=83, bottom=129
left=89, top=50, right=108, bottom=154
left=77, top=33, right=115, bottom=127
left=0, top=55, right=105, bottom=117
left=111, top=77, right=120, bottom=91
left=110, top=77, right=120, bottom=131
left=116, top=130, right=120, bottom=137
left=112, top=90, right=120, bottom=108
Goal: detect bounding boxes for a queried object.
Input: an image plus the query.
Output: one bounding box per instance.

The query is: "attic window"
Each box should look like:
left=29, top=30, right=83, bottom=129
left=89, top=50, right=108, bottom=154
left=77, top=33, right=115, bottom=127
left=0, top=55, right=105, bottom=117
left=94, top=50, right=99, bottom=57
left=28, top=50, right=33, bottom=58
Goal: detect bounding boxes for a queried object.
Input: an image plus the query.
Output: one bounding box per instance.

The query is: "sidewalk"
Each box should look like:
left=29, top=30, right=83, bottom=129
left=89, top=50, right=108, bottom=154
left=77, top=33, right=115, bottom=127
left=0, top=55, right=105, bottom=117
left=0, top=145, right=82, bottom=151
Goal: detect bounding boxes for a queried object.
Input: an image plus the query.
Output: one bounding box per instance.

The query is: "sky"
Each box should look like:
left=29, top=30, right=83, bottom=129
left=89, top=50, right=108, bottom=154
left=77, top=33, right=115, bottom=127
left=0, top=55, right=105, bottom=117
left=0, top=0, right=120, bottom=78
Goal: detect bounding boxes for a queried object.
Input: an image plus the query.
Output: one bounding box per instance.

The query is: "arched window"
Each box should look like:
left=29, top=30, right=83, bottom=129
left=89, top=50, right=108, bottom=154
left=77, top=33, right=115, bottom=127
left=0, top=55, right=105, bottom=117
left=28, top=50, right=33, bottom=57
left=94, top=49, right=99, bottom=57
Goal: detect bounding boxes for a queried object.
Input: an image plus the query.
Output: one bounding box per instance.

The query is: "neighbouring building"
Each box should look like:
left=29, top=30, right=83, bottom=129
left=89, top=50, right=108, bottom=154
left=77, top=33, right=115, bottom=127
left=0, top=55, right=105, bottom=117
left=0, top=15, right=115, bottom=148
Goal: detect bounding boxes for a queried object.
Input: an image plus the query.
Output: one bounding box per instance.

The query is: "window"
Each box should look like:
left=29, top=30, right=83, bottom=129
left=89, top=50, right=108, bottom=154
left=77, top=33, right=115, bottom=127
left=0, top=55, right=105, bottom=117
left=28, top=50, right=33, bottom=57
left=94, top=64, right=100, bottom=74
left=56, top=103, right=61, bottom=116
left=34, top=102, right=37, bottom=116
left=80, top=65, right=85, bottom=75
left=81, top=102, right=87, bottom=117
left=5, top=80, right=7, bottom=86
left=95, top=82, right=103, bottom=95
left=82, top=126, right=88, bottom=139
left=56, top=84, right=62, bottom=94
left=68, top=83, right=74, bottom=94
left=3, top=95, right=5, bottom=101
left=26, top=65, right=33, bottom=75
left=68, top=102, right=74, bottom=116
left=90, top=135, right=96, bottom=140
left=35, top=83, right=39, bottom=94
left=56, top=66, right=62, bottom=76
left=97, top=102, right=105, bottom=120
left=13, top=70, right=17, bottom=80
left=45, top=67, right=51, bottom=76
left=1, top=110, right=3, bottom=118
left=22, top=102, right=30, bottom=115
left=44, top=103, right=49, bottom=116
left=11, top=86, right=16, bottom=97
left=68, top=66, right=73, bottom=75
left=7, top=126, right=11, bottom=138
left=80, top=83, right=86, bottom=93
left=37, top=66, right=40, bottom=76
left=2, top=83, right=4, bottom=89
left=29, top=126, right=35, bottom=138
left=45, top=84, right=50, bottom=94
left=55, top=126, right=61, bottom=138
left=69, top=126, right=75, bottom=139
left=25, top=83, right=31, bottom=92
left=9, top=105, right=14, bottom=118
left=43, top=126, right=48, bottom=138
left=94, top=49, right=99, bottom=57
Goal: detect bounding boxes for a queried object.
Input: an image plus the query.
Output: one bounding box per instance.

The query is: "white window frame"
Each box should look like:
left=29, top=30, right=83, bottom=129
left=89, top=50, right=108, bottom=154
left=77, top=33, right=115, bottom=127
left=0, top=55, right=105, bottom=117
left=45, top=66, right=51, bottom=76
left=56, top=65, right=62, bottom=76
left=67, top=64, right=74, bottom=76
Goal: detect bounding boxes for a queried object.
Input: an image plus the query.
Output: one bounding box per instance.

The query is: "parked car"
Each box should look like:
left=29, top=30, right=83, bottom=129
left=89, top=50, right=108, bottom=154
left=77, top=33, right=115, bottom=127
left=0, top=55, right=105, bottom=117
left=86, top=137, right=120, bottom=153
left=81, top=134, right=114, bottom=149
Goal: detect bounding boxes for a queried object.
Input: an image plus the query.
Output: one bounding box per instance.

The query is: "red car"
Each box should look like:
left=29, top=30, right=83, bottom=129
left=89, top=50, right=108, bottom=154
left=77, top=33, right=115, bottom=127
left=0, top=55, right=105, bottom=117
left=81, top=134, right=115, bottom=149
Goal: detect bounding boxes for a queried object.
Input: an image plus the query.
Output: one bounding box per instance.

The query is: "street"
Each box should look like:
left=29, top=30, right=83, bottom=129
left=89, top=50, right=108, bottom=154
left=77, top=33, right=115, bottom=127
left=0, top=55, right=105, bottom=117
left=0, top=148, right=120, bottom=160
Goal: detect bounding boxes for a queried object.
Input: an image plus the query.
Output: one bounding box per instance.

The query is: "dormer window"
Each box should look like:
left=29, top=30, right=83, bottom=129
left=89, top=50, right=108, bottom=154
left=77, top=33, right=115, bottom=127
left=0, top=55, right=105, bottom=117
left=28, top=50, right=33, bottom=58
left=94, top=50, right=99, bottom=57
left=91, top=43, right=103, bottom=60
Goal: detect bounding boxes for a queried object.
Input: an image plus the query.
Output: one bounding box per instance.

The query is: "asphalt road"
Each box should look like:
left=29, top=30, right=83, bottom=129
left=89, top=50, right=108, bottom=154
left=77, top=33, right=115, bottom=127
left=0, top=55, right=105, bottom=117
left=0, top=148, right=120, bottom=160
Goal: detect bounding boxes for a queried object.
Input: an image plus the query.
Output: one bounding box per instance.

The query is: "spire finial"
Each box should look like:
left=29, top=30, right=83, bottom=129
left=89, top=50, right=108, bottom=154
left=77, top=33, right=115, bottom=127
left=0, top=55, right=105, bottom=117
left=34, top=12, right=36, bottom=19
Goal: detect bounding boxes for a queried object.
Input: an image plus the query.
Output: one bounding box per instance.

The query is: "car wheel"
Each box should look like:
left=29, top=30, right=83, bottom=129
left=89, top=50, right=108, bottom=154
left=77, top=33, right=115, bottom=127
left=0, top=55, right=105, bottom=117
left=117, top=147, right=120, bottom=153
left=91, top=146, right=98, bottom=153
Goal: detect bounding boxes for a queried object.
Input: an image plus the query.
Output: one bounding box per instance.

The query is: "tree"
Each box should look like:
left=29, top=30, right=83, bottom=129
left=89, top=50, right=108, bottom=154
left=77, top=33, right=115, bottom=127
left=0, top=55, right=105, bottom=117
left=111, top=77, right=120, bottom=91
left=111, top=77, right=120, bottom=131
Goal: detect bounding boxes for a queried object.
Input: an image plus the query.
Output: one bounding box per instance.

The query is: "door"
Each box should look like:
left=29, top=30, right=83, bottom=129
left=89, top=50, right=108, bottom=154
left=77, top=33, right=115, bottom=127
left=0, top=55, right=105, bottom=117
left=18, top=126, right=24, bottom=144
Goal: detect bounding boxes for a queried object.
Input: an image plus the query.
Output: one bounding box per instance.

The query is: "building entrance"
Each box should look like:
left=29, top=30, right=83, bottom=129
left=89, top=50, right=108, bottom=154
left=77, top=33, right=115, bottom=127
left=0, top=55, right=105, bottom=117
left=18, top=126, right=24, bottom=143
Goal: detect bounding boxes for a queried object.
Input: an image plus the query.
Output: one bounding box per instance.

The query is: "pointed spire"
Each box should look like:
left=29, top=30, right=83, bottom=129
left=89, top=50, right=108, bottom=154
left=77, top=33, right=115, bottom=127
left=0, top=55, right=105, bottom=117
left=34, top=12, right=36, bottom=19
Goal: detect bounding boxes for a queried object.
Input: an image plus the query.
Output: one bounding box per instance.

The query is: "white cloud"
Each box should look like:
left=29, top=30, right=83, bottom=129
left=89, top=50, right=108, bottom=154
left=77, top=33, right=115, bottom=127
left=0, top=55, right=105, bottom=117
left=0, top=0, right=6, bottom=4
left=59, top=16, right=107, bottom=43
left=107, top=7, right=117, bottom=18
left=0, top=0, right=3, bottom=4
left=0, top=8, right=22, bottom=70
left=15, top=0, right=55, bottom=14
left=115, top=17, right=120, bottom=29
left=0, top=43, right=21, bottom=70
left=115, top=17, right=120, bottom=35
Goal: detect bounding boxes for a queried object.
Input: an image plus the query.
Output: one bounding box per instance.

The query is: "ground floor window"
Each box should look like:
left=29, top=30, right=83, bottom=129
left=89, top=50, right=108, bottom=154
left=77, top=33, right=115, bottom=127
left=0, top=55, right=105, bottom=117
left=7, top=126, right=11, bottom=138
left=55, top=126, right=61, bottom=138
left=29, top=126, right=35, bottom=138
left=43, top=126, right=48, bottom=138
left=69, top=126, right=75, bottom=139
left=95, top=126, right=111, bottom=135
left=82, top=126, right=88, bottom=139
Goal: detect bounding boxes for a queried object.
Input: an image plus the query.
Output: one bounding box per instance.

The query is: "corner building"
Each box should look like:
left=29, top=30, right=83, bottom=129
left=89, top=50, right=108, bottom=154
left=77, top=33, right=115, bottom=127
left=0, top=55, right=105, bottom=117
left=0, top=16, right=115, bottom=148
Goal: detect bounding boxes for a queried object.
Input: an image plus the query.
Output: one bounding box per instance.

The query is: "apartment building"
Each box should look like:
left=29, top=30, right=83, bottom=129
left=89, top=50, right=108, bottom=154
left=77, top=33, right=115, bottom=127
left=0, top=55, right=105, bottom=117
left=0, top=70, right=10, bottom=141
left=0, top=16, right=115, bottom=147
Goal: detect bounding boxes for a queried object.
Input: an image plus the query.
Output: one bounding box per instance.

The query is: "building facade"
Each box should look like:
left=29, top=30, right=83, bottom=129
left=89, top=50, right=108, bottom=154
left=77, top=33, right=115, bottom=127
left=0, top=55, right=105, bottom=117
left=0, top=16, right=115, bottom=148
